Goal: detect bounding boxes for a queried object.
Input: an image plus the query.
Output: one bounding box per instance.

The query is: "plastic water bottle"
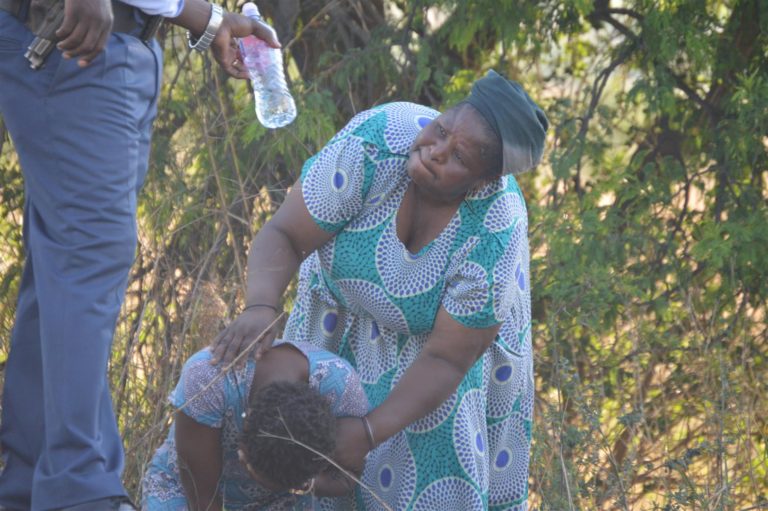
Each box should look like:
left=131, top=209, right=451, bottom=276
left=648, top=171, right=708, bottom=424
left=239, top=2, right=296, bottom=128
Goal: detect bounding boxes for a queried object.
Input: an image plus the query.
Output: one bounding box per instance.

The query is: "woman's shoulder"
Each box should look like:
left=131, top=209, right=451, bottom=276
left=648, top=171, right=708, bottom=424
left=172, top=348, right=245, bottom=421
left=376, top=101, right=440, bottom=121
left=282, top=340, right=351, bottom=370
left=333, top=102, right=440, bottom=155
left=463, top=175, right=528, bottom=229
left=185, top=347, right=214, bottom=363
left=284, top=341, right=361, bottom=386
left=377, top=102, right=440, bottom=154
left=178, top=348, right=253, bottom=395
left=179, top=347, right=216, bottom=376
left=350, top=102, right=439, bottom=127
left=285, top=341, right=370, bottom=416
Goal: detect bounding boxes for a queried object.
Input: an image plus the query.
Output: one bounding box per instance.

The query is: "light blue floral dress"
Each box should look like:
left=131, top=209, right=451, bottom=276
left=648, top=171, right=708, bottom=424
left=141, top=341, right=370, bottom=510
left=284, top=102, right=534, bottom=510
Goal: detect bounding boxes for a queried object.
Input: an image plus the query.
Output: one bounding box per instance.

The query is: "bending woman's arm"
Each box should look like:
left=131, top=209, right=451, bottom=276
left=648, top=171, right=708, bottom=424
left=212, top=181, right=334, bottom=364
left=175, top=411, right=224, bottom=511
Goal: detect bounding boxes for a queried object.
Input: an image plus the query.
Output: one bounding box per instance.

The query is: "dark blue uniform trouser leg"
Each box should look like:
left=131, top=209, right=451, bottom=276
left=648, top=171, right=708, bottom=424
left=0, top=12, right=161, bottom=510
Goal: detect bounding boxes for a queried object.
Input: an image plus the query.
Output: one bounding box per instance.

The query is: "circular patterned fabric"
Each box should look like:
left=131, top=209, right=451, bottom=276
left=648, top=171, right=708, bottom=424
left=375, top=213, right=460, bottom=298
left=348, top=161, right=408, bottom=232
left=443, top=260, right=490, bottom=318
left=453, top=390, right=490, bottom=491
left=361, top=433, right=417, bottom=511
left=349, top=318, right=398, bottom=384
left=488, top=413, right=531, bottom=508
left=412, top=477, right=485, bottom=511
left=484, top=192, right=523, bottom=233
left=302, top=137, right=367, bottom=228
left=406, top=390, right=458, bottom=434
left=336, top=279, right=410, bottom=333
left=381, top=102, right=441, bottom=154
left=467, top=175, right=508, bottom=201
left=291, top=102, right=533, bottom=510
left=487, top=341, right=531, bottom=419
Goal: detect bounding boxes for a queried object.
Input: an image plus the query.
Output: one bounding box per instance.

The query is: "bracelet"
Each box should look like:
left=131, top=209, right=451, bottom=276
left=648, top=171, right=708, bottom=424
left=187, top=3, right=224, bottom=53
left=243, top=303, right=279, bottom=313
left=290, top=477, right=315, bottom=495
left=361, top=416, right=376, bottom=451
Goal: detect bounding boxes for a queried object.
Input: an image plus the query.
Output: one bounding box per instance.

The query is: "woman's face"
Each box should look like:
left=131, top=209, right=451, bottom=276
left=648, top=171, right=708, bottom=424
left=406, top=104, right=497, bottom=203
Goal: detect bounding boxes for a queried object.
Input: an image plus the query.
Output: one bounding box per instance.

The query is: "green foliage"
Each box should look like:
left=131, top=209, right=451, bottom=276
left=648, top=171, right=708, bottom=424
left=0, top=130, right=22, bottom=346
left=1, top=1, right=766, bottom=509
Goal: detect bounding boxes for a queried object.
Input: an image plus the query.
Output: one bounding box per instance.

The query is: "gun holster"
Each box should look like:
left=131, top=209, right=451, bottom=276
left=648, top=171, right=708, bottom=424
left=23, top=0, right=65, bottom=69
left=0, top=0, right=162, bottom=69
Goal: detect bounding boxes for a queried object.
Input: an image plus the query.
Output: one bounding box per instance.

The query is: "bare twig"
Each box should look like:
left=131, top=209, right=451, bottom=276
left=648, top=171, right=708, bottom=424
left=257, top=411, right=393, bottom=511
left=126, top=312, right=285, bottom=454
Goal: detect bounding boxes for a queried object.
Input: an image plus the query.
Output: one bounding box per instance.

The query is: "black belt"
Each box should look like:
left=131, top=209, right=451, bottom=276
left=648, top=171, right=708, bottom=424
left=0, top=0, right=21, bottom=16
left=0, top=0, right=161, bottom=43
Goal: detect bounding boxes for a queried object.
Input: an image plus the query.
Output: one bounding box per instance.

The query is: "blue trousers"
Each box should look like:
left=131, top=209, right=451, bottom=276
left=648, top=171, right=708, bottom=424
left=0, top=11, right=161, bottom=510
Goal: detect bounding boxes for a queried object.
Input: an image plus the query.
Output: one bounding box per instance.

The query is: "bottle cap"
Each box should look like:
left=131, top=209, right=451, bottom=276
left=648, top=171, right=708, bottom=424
left=242, top=2, right=260, bottom=17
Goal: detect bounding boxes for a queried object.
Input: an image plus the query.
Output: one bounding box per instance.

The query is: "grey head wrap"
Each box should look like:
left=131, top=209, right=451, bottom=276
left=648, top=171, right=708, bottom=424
left=465, top=69, right=549, bottom=175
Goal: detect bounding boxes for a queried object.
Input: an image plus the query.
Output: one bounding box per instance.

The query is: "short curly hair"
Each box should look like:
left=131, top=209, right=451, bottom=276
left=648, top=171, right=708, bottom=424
left=240, top=381, right=336, bottom=490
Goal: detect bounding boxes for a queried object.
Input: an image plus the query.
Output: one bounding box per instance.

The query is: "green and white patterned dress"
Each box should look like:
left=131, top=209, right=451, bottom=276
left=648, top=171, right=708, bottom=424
left=284, top=102, right=533, bottom=511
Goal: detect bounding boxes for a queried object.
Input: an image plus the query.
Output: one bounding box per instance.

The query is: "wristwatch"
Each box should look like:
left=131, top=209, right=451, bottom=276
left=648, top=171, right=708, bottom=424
left=187, top=3, right=224, bottom=52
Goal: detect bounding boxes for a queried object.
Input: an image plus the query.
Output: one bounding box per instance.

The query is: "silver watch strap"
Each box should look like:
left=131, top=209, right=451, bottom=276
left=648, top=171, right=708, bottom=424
left=187, top=3, right=224, bottom=53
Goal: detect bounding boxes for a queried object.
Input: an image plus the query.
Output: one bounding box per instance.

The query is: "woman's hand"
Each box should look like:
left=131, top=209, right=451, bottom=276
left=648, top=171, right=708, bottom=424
left=210, top=182, right=334, bottom=366
left=330, top=417, right=371, bottom=478
left=313, top=467, right=357, bottom=497
left=210, top=306, right=280, bottom=366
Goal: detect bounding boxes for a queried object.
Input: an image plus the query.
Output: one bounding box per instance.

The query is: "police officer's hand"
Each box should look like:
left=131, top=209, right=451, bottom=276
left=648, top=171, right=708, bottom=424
left=56, top=0, right=114, bottom=67
left=211, top=11, right=281, bottom=79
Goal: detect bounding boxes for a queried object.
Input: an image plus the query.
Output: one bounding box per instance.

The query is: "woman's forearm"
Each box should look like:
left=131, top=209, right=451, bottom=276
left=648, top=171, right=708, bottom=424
left=244, top=222, right=304, bottom=308
left=211, top=182, right=333, bottom=364
left=175, top=412, right=224, bottom=511
left=365, top=309, right=500, bottom=447
left=367, top=350, right=469, bottom=445
left=243, top=181, right=333, bottom=309
left=178, top=470, right=223, bottom=511
left=328, top=348, right=479, bottom=480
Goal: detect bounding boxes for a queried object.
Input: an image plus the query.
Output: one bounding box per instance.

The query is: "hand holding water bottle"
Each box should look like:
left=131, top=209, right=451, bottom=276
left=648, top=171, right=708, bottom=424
left=203, top=3, right=281, bottom=79
left=239, top=2, right=297, bottom=128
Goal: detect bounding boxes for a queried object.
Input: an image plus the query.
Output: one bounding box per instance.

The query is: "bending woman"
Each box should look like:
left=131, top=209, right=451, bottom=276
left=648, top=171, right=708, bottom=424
left=142, top=341, right=369, bottom=510
left=212, top=70, right=548, bottom=510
